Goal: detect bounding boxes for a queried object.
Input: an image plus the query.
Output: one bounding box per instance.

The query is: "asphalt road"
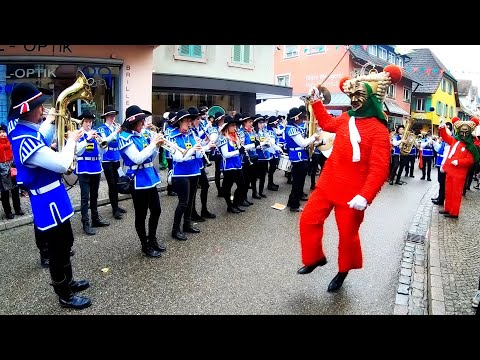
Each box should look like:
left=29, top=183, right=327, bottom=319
left=0, top=169, right=435, bottom=315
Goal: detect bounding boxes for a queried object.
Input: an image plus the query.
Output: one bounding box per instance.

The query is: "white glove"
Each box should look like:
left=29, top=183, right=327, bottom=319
left=440, top=165, right=445, bottom=173
left=451, top=160, right=458, bottom=166
left=347, top=195, right=368, bottom=211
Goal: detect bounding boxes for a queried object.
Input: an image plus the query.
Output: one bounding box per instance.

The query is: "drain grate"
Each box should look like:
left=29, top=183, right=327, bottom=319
left=406, top=233, right=425, bottom=244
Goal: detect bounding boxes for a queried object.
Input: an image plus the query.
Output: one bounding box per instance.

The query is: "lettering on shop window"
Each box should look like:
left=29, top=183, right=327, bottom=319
left=125, top=65, right=130, bottom=106
left=21, top=45, right=72, bottom=53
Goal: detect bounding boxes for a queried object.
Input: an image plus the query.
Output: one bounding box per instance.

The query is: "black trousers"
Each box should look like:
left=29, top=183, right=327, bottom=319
left=436, top=168, right=446, bottom=203
left=308, top=153, right=326, bottom=188
left=131, top=186, right=161, bottom=243
left=166, top=158, right=174, bottom=194
left=288, top=161, right=309, bottom=209
left=395, top=155, right=409, bottom=182
left=256, top=160, right=269, bottom=194
left=222, top=169, right=246, bottom=208
left=192, top=167, right=210, bottom=215
left=405, top=155, right=416, bottom=176
left=34, top=224, right=49, bottom=259
left=242, top=159, right=257, bottom=198
left=389, top=155, right=401, bottom=182
left=101, top=161, right=120, bottom=213
left=172, top=176, right=199, bottom=231
left=464, top=164, right=476, bottom=193
left=268, top=157, right=279, bottom=186
left=78, top=173, right=101, bottom=222
left=41, top=218, right=75, bottom=298
left=1, top=186, right=21, bottom=216
left=421, top=156, right=433, bottom=180
left=214, top=155, right=222, bottom=194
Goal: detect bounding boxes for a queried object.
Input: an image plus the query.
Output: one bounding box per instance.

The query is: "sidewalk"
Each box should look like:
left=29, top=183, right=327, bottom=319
left=0, top=168, right=171, bottom=231
left=393, top=181, right=480, bottom=315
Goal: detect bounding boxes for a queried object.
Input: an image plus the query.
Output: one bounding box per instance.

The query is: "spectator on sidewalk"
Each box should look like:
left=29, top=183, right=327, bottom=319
left=0, top=124, right=23, bottom=219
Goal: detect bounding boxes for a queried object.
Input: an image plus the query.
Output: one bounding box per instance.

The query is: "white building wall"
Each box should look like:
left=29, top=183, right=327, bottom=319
left=152, top=45, right=275, bottom=85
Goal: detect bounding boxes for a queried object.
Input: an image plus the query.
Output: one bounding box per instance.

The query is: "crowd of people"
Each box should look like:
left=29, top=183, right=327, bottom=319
left=2, top=72, right=479, bottom=314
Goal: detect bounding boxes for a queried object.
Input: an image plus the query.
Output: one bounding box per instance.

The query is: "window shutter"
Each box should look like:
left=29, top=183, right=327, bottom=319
left=233, top=45, right=242, bottom=62
left=192, top=45, right=202, bottom=57
left=179, top=45, right=190, bottom=56
left=243, top=45, right=251, bottom=64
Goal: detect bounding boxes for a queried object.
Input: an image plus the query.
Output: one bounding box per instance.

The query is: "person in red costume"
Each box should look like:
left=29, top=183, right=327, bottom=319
left=438, top=116, right=480, bottom=219
left=296, top=64, right=403, bottom=292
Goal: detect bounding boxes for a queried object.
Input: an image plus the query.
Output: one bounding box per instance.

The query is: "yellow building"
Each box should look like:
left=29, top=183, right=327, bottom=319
left=407, top=48, right=459, bottom=135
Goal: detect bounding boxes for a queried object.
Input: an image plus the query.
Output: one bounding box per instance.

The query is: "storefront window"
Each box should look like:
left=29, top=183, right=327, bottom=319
left=0, top=63, right=120, bottom=128
left=152, top=91, right=236, bottom=117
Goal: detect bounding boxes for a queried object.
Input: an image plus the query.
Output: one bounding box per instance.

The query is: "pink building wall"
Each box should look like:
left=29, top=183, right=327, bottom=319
left=274, top=45, right=350, bottom=95
left=0, top=45, right=155, bottom=113
left=274, top=45, right=412, bottom=115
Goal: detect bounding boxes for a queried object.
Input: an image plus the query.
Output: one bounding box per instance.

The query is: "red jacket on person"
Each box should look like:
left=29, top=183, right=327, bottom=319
left=0, top=137, right=14, bottom=163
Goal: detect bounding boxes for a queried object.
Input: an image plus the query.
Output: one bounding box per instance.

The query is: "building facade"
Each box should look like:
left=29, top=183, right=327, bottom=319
left=0, top=45, right=156, bottom=127
left=151, top=45, right=291, bottom=116
left=274, top=45, right=420, bottom=130
left=407, top=48, right=459, bottom=134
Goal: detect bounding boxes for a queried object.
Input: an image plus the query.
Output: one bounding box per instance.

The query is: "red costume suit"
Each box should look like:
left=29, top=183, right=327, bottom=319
left=299, top=100, right=391, bottom=273
left=439, top=126, right=474, bottom=217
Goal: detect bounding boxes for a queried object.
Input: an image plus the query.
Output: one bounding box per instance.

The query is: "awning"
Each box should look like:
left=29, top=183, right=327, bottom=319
left=383, top=99, right=409, bottom=116
left=458, top=104, right=477, bottom=118
left=325, top=92, right=351, bottom=107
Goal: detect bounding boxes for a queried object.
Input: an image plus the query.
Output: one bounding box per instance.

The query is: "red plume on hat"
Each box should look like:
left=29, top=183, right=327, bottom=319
left=339, top=76, right=350, bottom=93
left=384, top=64, right=403, bottom=84
left=452, top=117, right=460, bottom=124
left=471, top=117, right=479, bottom=126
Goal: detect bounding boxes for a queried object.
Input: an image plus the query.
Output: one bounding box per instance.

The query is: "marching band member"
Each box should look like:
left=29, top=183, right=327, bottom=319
left=265, top=116, right=283, bottom=191
left=209, top=111, right=226, bottom=197
left=308, top=124, right=328, bottom=190
left=164, top=112, right=177, bottom=197
left=285, top=107, right=320, bottom=212
left=297, top=65, right=401, bottom=292
left=238, top=113, right=259, bottom=203
left=118, top=105, right=165, bottom=257
left=404, top=138, right=418, bottom=178
left=253, top=114, right=272, bottom=198
left=7, top=83, right=91, bottom=309
left=188, top=107, right=217, bottom=222
left=97, top=105, right=125, bottom=220
left=438, top=117, right=480, bottom=218
left=218, top=115, right=247, bottom=213
left=432, top=121, right=453, bottom=206
left=420, top=132, right=435, bottom=181
left=168, top=109, right=204, bottom=241
left=75, top=110, right=110, bottom=236
left=389, top=125, right=408, bottom=185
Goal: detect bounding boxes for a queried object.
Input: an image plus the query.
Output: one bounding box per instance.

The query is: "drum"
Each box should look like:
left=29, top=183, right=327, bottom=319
left=278, top=154, right=292, bottom=172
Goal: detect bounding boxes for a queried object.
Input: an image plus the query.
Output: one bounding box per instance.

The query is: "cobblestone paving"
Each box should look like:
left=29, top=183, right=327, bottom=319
left=394, top=183, right=436, bottom=315
left=433, top=189, right=480, bottom=315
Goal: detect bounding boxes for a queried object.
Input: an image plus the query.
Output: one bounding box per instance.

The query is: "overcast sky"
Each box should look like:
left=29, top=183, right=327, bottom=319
left=399, top=45, right=480, bottom=85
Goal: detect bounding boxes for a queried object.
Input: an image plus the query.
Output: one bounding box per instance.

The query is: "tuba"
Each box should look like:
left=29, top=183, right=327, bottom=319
left=54, top=70, right=94, bottom=174
left=399, top=115, right=417, bottom=156
left=301, top=86, right=333, bottom=157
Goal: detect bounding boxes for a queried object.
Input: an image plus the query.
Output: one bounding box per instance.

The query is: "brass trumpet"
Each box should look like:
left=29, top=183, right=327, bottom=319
left=147, top=123, right=188, bottom=156
left=93, top=133, right=108, bottom=149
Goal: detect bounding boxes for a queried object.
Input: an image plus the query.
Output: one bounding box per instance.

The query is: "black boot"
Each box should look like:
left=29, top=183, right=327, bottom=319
left=52, top=279, right=91, bottom=310
left=327, top=272, right=349, bottom=292
left=82, top=220, right=96, bottom=236
left=92, top=216, right=110, bottom=227
left=201, top=209, right=216, bottom=219
left=297, top=257, right=327, bottom=274
left=183, top=221, right=200, bottom=233
left=64, top=262, right=90, bottom=293
left=148, top=235, right=167, bottom=252
left=171, top=229, right=187, bottom=241
left=190, top=211, right=206, bottom=222
left=140, top=237, right=161, bottom=257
